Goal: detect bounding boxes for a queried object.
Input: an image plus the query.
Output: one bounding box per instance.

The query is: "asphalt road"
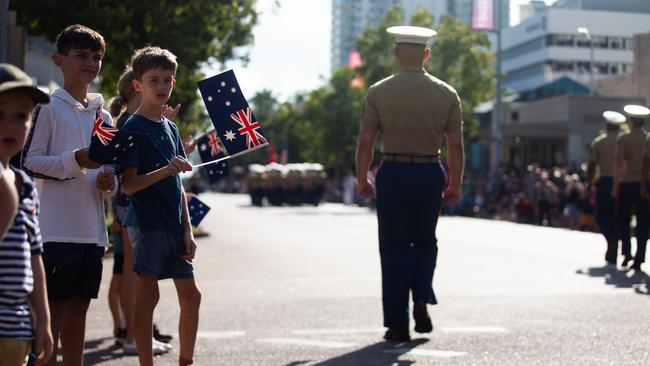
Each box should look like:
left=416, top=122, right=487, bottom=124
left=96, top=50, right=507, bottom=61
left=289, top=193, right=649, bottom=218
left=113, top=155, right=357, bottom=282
left=72, top=193, right=649, bottom=365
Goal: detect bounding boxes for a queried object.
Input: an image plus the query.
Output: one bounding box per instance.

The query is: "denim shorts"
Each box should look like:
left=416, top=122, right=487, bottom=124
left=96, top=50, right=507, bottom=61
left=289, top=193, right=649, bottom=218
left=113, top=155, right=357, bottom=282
left=128, top=227, right=194, bottom=280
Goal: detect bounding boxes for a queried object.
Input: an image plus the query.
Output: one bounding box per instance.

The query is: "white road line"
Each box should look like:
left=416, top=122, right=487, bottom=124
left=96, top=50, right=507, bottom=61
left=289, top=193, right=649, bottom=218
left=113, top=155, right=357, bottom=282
left=293, top=328, right=384, bottom=335
left=256, top=338, right=358, bottom=348
left=284, top=276, right=379, bottom=284
left=383, top=348, right=466, bottom=358
left=440, top=326, right=508, bottom=333
left=197, top=331, right=246, bottom=339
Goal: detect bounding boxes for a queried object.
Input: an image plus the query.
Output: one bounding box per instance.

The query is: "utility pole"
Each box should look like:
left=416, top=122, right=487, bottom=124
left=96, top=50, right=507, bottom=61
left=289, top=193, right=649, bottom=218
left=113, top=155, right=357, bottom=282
left=0, top=0, right=9, bottom=64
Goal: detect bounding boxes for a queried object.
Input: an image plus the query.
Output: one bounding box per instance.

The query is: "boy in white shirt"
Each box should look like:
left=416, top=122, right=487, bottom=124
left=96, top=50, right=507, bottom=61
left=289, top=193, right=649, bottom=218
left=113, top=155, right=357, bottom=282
left=21, top=24, right=115, bottom=366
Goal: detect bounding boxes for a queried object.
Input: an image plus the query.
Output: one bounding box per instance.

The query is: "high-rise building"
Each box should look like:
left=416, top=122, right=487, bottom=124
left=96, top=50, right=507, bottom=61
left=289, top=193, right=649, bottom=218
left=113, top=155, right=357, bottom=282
left=331, top=0, right=510, bottom=72
left=500, top=1, right=650, bottom=93
left=330, top=0, right=398, bottom=73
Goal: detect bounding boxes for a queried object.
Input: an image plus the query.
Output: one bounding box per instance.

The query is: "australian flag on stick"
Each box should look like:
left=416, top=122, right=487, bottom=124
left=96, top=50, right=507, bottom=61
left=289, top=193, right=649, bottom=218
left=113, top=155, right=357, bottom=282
left=197, top=69, right=268, bottom=162
left=89, top=107, right=142, bottom=164
left=187, top=193, right=211, bottom=227
left=196, top=130, right=229, bottom=185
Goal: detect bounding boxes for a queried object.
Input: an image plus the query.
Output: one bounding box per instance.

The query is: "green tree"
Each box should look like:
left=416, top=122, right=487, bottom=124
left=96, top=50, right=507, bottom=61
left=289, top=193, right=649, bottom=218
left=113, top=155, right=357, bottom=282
left=427, top=15, right=495, bottom=138
left=300, top=67, right=365, bottom=173
left=11, top=0, right=258, bottom=136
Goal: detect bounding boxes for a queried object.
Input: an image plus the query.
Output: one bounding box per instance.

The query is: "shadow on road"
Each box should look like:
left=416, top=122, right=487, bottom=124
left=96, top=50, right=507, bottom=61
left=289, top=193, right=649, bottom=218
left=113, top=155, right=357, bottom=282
left=303, top=338, right=428, bottom=366
left=82, top=337, right=124, bottom=364
left=576, top=265, right=649, bottom=295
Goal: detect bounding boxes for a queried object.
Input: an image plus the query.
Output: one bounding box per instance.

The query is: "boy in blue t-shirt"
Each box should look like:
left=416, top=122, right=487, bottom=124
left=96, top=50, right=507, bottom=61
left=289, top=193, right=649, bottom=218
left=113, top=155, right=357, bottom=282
left=0, top=64, right=53, bottom=365
left=120, top=46, right=199, bottom=366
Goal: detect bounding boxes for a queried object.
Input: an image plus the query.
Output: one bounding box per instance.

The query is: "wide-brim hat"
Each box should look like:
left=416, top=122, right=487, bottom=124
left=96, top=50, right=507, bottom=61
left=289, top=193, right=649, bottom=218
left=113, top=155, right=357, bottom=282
left=602, top=111, right=626, bottom=125
left=0, top=63, right=49, bottom=104
left=387, top=26, right=436, bottom=45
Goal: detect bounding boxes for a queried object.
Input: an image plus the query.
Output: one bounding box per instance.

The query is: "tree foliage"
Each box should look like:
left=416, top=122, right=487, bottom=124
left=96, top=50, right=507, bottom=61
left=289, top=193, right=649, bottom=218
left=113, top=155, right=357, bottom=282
left=11, top=0, right=258, bottom=136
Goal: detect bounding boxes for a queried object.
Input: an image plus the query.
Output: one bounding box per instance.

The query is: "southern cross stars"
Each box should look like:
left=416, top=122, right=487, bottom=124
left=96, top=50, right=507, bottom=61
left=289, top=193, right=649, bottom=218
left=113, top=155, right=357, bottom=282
left=224, top=130, right=236, bottom=141
left=220, top=81, right=226, bottom=87
left=200, top=144, right=207, bottom=152
left=225, top=101, right=231, bottom=107
left=207, top=96, right=213, bottom=102
left=231, top=87, right=236, bottom=93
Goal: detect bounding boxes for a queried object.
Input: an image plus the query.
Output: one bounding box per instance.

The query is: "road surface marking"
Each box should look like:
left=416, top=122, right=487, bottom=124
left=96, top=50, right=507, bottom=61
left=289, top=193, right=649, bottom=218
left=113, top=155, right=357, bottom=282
left=197, top=331, right=246, bottom=339
left=383, top=348, right=466, bottom=358
left=257, top=338, right=357, bottom=348
left=440, top=326, right=508, bottom=333
left=293, top=328, right=384, bottom=335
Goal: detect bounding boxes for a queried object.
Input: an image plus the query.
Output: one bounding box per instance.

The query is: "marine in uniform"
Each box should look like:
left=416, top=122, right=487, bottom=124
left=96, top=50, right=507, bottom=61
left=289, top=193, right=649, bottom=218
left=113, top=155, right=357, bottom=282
left=587, top=111, right=625, bottom=265
left=613, top=104, right=650, bottom=271
left=355, top=26, right=464, bottom=342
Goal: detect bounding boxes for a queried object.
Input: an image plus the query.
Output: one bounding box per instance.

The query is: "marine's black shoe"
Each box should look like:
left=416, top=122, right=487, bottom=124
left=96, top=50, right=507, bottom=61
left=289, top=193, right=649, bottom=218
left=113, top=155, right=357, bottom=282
left=153, top=323, right=173, bottom=343
left=383, top=328, right=411, bottom=342
left=413, top=303, right=433, bottom=333
left=622, top=256, right=633, bottom=268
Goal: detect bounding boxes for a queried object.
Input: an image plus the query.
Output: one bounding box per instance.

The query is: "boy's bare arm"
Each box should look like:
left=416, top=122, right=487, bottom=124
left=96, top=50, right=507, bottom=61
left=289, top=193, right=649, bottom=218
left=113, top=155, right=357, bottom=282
left=121, top=156, right=192, bottom=195
left=28, top=254, right=53, bottom=364
left=0, top=168, right=18, bottom=238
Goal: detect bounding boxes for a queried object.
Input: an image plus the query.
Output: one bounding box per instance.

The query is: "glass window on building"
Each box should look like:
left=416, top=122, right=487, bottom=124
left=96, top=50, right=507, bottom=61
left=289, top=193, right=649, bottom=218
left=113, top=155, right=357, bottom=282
left=548, top=34, right=575, bottom=47
left=592, top=36, right=608, bottom=49
left=610, top=64, right=619, bottom=74
left=595, top=63, right=608, bottom=75
left=576, top=61, right=591, bottom=74
left=610, top=37, right=624, bottom=50
left=624, top=38, right=634, bottom=50
left=576, top=36, right=590, bottom=48
left=553, top=61, right=574, bottom=72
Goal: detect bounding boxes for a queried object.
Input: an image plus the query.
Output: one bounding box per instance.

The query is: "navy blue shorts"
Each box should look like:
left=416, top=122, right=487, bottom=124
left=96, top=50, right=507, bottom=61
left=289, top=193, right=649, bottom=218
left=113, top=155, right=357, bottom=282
left=42, top=242, right=105, bottom=301
left=128, top=227, right=194, bottom=280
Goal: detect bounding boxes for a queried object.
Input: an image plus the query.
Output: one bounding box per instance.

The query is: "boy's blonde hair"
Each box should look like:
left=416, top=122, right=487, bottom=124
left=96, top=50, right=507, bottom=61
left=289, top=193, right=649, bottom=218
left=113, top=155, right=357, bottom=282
left=131, top=46, right=178, bottom=80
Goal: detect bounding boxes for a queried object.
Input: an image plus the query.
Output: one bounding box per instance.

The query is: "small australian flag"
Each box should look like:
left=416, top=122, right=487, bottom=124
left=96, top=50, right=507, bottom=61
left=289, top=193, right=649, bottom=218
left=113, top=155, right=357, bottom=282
left=187, top=193, right=211, bottom=227
left=198, top=70, right=268, bottom=156
left=89, top=107, right=142, bottom=164
left=196, top=130, right=229, bottom=185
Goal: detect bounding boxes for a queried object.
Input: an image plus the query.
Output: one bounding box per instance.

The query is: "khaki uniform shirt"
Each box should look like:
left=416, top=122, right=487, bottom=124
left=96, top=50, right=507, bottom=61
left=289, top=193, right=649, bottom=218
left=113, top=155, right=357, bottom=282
left=589, top=131, right=618, bottom=177
left=359, top=66, right=463, bottom=155
left=616, top=128, right=647, bottom=182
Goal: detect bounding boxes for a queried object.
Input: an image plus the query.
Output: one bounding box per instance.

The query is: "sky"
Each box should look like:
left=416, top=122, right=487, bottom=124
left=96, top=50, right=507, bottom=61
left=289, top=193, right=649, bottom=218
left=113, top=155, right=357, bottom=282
left=205, top=0, right=558, bottom=102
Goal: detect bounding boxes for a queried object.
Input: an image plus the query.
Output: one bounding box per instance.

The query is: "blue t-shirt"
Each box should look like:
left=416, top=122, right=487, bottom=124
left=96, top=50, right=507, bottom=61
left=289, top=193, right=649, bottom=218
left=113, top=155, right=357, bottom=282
left=121, top=115, right=186, bottom=236
left=0, top=167, right=42, bottom=340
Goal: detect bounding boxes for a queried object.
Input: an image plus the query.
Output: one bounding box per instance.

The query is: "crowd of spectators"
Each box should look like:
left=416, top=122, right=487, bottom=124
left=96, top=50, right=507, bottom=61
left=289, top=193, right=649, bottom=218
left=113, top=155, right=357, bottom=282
left=445, top=163, right=599, bottom=232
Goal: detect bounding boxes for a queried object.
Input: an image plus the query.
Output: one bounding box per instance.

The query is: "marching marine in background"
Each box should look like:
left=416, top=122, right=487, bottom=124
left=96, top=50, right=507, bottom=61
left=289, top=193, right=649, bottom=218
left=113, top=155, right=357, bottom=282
left=587, top=111, right=625, bottom=265
left=246, top=163, right=326, bottom=207
left=355, top=26, right=464, bottom=342
left=613, top=104, right=650, bottom=271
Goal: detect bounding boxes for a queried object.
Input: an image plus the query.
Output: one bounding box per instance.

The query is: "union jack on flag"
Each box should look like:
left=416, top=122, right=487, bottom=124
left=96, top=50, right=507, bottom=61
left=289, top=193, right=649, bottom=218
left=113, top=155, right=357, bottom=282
left=88, top=108, right=143, bottom=165
left=91, top=107, right=118, bottom=146
left=231, top=107, right=267, bottom=149
left=196, top=130, right=229, bottom=185
left=197, top=69, right=269, bottom=156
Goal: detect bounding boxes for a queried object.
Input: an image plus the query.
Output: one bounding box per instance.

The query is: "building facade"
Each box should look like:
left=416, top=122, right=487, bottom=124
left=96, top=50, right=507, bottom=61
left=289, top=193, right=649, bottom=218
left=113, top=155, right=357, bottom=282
left=501, top=2, right=650, bottom=93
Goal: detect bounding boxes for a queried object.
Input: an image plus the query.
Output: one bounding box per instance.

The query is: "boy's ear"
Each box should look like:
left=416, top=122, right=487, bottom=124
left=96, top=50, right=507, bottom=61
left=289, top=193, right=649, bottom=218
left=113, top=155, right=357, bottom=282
left=54, top=53, right=65, bottom=68
left=172, top=78, right=176, bottom=89
left=132, top=79, right=142, bottom=93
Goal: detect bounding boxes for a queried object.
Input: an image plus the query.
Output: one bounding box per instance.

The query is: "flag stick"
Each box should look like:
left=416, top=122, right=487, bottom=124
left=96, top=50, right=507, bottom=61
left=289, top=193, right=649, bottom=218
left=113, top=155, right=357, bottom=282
left=191, top=143, right=268, bottom=168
